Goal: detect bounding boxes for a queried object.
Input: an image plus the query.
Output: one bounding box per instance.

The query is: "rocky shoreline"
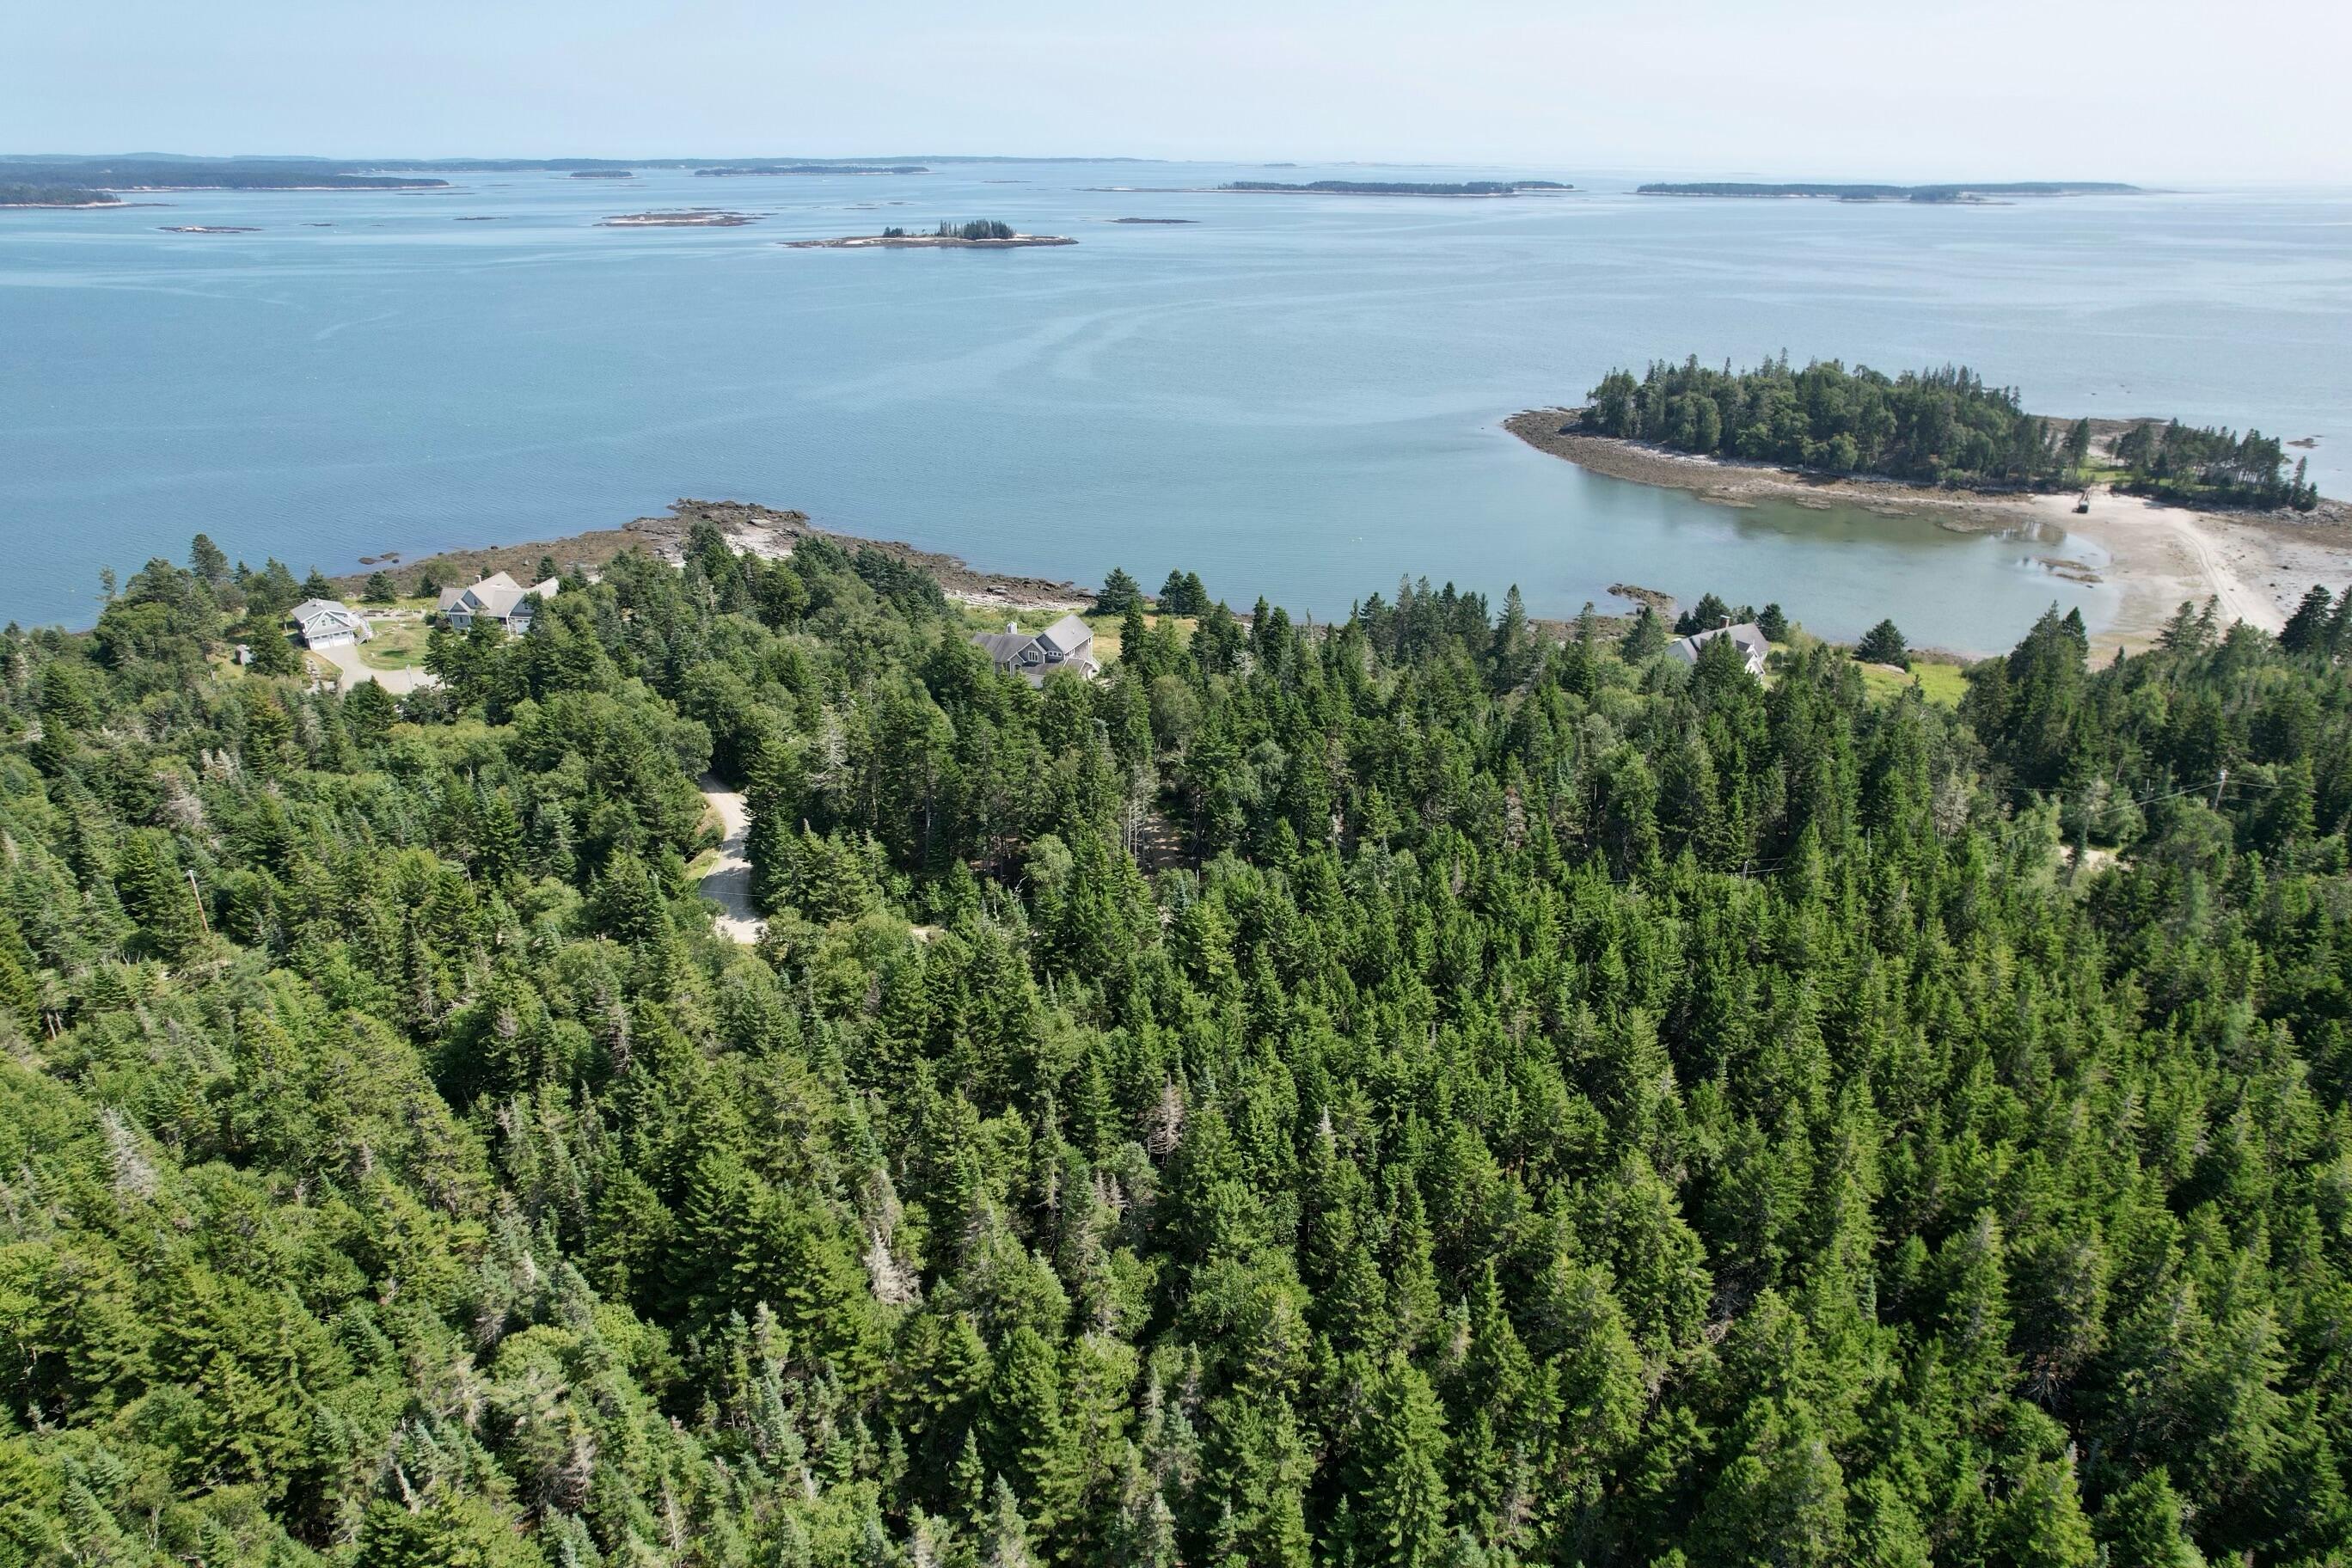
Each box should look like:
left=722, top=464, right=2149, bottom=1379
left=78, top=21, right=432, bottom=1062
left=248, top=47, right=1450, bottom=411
left=783, top=232, right=1075, bottom=249
left=330, top=500, right=1093, bottom=611
left=597, top=210, right=759, bottom=227
left=1505, top=409, right=2057, bottom=527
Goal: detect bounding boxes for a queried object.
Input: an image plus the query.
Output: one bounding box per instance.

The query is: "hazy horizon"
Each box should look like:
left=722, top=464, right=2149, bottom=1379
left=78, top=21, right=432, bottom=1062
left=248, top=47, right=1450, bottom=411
left=15, top=0, right=2350, bottom=186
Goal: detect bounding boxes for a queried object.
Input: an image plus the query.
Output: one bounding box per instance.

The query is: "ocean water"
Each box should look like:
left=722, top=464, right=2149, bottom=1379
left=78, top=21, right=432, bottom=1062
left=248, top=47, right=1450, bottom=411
left=4, top=162, right=2349, bottom=646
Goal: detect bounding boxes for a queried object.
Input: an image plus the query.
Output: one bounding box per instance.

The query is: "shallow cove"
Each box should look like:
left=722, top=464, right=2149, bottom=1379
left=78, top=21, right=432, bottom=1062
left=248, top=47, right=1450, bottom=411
left=3, top=163, right=2343, bottom=639
left=1484, top=434, right=2114, bottom=653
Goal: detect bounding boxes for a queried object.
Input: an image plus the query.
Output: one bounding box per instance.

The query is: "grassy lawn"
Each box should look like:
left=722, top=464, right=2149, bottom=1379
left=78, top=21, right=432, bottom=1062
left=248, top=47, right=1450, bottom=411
left=1857, top=659, right=1969, bottom=707
left=358, top=618, right=429, bottom=671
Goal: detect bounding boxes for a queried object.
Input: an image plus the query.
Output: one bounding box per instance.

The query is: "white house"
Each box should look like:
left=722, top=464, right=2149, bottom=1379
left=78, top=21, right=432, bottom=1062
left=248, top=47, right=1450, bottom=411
left=971, top=613, right=1099, bottom=685
left=288, top=598, right=372, bottom=649
left=438, top=571, right=560, bottom=633
left=1667, top=621, right=1770, bottom=676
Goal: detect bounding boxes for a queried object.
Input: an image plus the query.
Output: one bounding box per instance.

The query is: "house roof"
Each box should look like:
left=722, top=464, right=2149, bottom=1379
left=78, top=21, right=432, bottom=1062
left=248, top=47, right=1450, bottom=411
left=1035, top=614, right=1092, bottom=658
left=439, top=572, right=557, bottom=620
left=971, top=631, right=1038, bottom=664
left=1668, top=622, right=1769, bottom=666
left=290, top=598, right=365, bottom=629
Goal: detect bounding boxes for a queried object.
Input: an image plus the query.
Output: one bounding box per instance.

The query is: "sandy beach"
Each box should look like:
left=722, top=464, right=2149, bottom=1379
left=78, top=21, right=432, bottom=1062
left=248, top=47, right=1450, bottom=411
left=1506, top=410, right=2352, bottom=653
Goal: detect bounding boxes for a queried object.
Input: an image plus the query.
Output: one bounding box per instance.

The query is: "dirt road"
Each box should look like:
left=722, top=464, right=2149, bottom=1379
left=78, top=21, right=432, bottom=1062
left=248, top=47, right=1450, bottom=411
left=696, top=775, right=764, bottom=943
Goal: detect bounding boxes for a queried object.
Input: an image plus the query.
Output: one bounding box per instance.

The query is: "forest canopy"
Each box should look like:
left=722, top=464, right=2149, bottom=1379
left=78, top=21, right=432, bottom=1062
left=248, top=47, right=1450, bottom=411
left=2, top=524, right=2351, bottom=1567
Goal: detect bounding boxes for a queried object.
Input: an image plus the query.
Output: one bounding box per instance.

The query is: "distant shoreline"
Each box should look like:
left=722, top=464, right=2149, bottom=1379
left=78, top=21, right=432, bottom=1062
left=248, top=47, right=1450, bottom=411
left=1219, top=179, right=1571, bottom=198
left=694, top=164, right=928, bottom=177
left=99, top=181, right=450, bottom=193
left=1636, top=181, right=2141, bottom=204
left=1081, top=183, right=1571, bottom=199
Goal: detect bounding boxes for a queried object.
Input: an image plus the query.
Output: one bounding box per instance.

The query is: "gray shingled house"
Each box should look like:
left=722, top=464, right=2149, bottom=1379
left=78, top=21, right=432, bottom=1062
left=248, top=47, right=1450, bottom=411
left=971, top=613, right=1099, bottom=684
left=288, top=598, right=373, bottom=649
left=1667, top=621, right=1770, bottom=676
left=438, top=571, right=560, bottom=633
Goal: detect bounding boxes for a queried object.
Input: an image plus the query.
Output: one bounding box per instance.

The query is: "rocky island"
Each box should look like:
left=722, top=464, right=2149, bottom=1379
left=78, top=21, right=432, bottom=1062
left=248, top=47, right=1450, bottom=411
left=786, top=218, right=1074, bottom=248
left=597, top=209, right=760, bottom=227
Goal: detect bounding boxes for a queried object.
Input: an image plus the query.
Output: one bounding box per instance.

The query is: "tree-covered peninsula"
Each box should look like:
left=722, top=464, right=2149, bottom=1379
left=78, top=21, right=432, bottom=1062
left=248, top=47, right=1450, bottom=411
left=3, top=524, right=2352, bottom=1566
left=0, top=157, right=447, bottom=191
left=0, top=183, right=118, bottom=207
left=1578, top=354, right=2323, bottom=508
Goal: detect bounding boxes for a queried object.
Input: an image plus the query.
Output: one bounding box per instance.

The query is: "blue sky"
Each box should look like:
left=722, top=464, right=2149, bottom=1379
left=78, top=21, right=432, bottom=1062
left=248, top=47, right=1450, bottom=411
left=15, top=0, right=2349, bottom=181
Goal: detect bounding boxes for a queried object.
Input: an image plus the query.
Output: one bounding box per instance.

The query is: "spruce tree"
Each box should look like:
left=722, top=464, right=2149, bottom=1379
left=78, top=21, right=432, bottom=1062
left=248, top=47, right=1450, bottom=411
left=1347, top=1356, right=1451, bottom=1568
left=2280, top=585, right=2334, bottom=655
left=1620, top=604, right=1669, bottom=661
left=1853, top=618, right=1909, bottom=669
left=1094, top=567, right=1142, bottom=616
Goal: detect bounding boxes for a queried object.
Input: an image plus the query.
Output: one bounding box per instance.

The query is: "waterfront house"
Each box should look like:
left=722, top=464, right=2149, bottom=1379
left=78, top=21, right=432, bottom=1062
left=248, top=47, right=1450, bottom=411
left=288, top=598, right=372, bottom=649
left=971, top=613, right=1099, bottom=684
left=438, top=571, right=560, bottom=633
left=1668, top=621, right=1770, bottom=676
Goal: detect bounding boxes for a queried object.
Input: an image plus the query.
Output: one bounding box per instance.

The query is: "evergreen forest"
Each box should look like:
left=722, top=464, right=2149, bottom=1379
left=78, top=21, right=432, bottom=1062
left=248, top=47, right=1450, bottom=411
left=2112, top=420, right=2321, bottom=512
left=5, top=525, right=2352, bottom=1567
left=1579, top=358, right=2067, bottom=487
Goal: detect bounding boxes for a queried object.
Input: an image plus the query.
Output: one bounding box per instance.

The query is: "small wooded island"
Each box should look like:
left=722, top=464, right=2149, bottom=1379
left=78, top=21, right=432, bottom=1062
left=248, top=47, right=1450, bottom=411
left=786, top=217, right=1074, bottom=248
left=1638, top=181, right=2141, bottom=203
left=1221, top=179, right=1571, bottom=197
left=1560, top=354, right=2321, bottom=511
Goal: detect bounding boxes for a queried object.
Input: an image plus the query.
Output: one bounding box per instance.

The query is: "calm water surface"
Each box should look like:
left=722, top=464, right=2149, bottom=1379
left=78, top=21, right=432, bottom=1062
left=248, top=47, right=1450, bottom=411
left=5, top=162, right=2349, bottom=645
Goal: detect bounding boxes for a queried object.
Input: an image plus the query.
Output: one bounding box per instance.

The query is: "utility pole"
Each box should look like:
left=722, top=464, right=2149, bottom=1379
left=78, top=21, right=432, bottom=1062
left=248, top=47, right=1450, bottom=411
left=2212, top=768, right=2228, bottom=810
